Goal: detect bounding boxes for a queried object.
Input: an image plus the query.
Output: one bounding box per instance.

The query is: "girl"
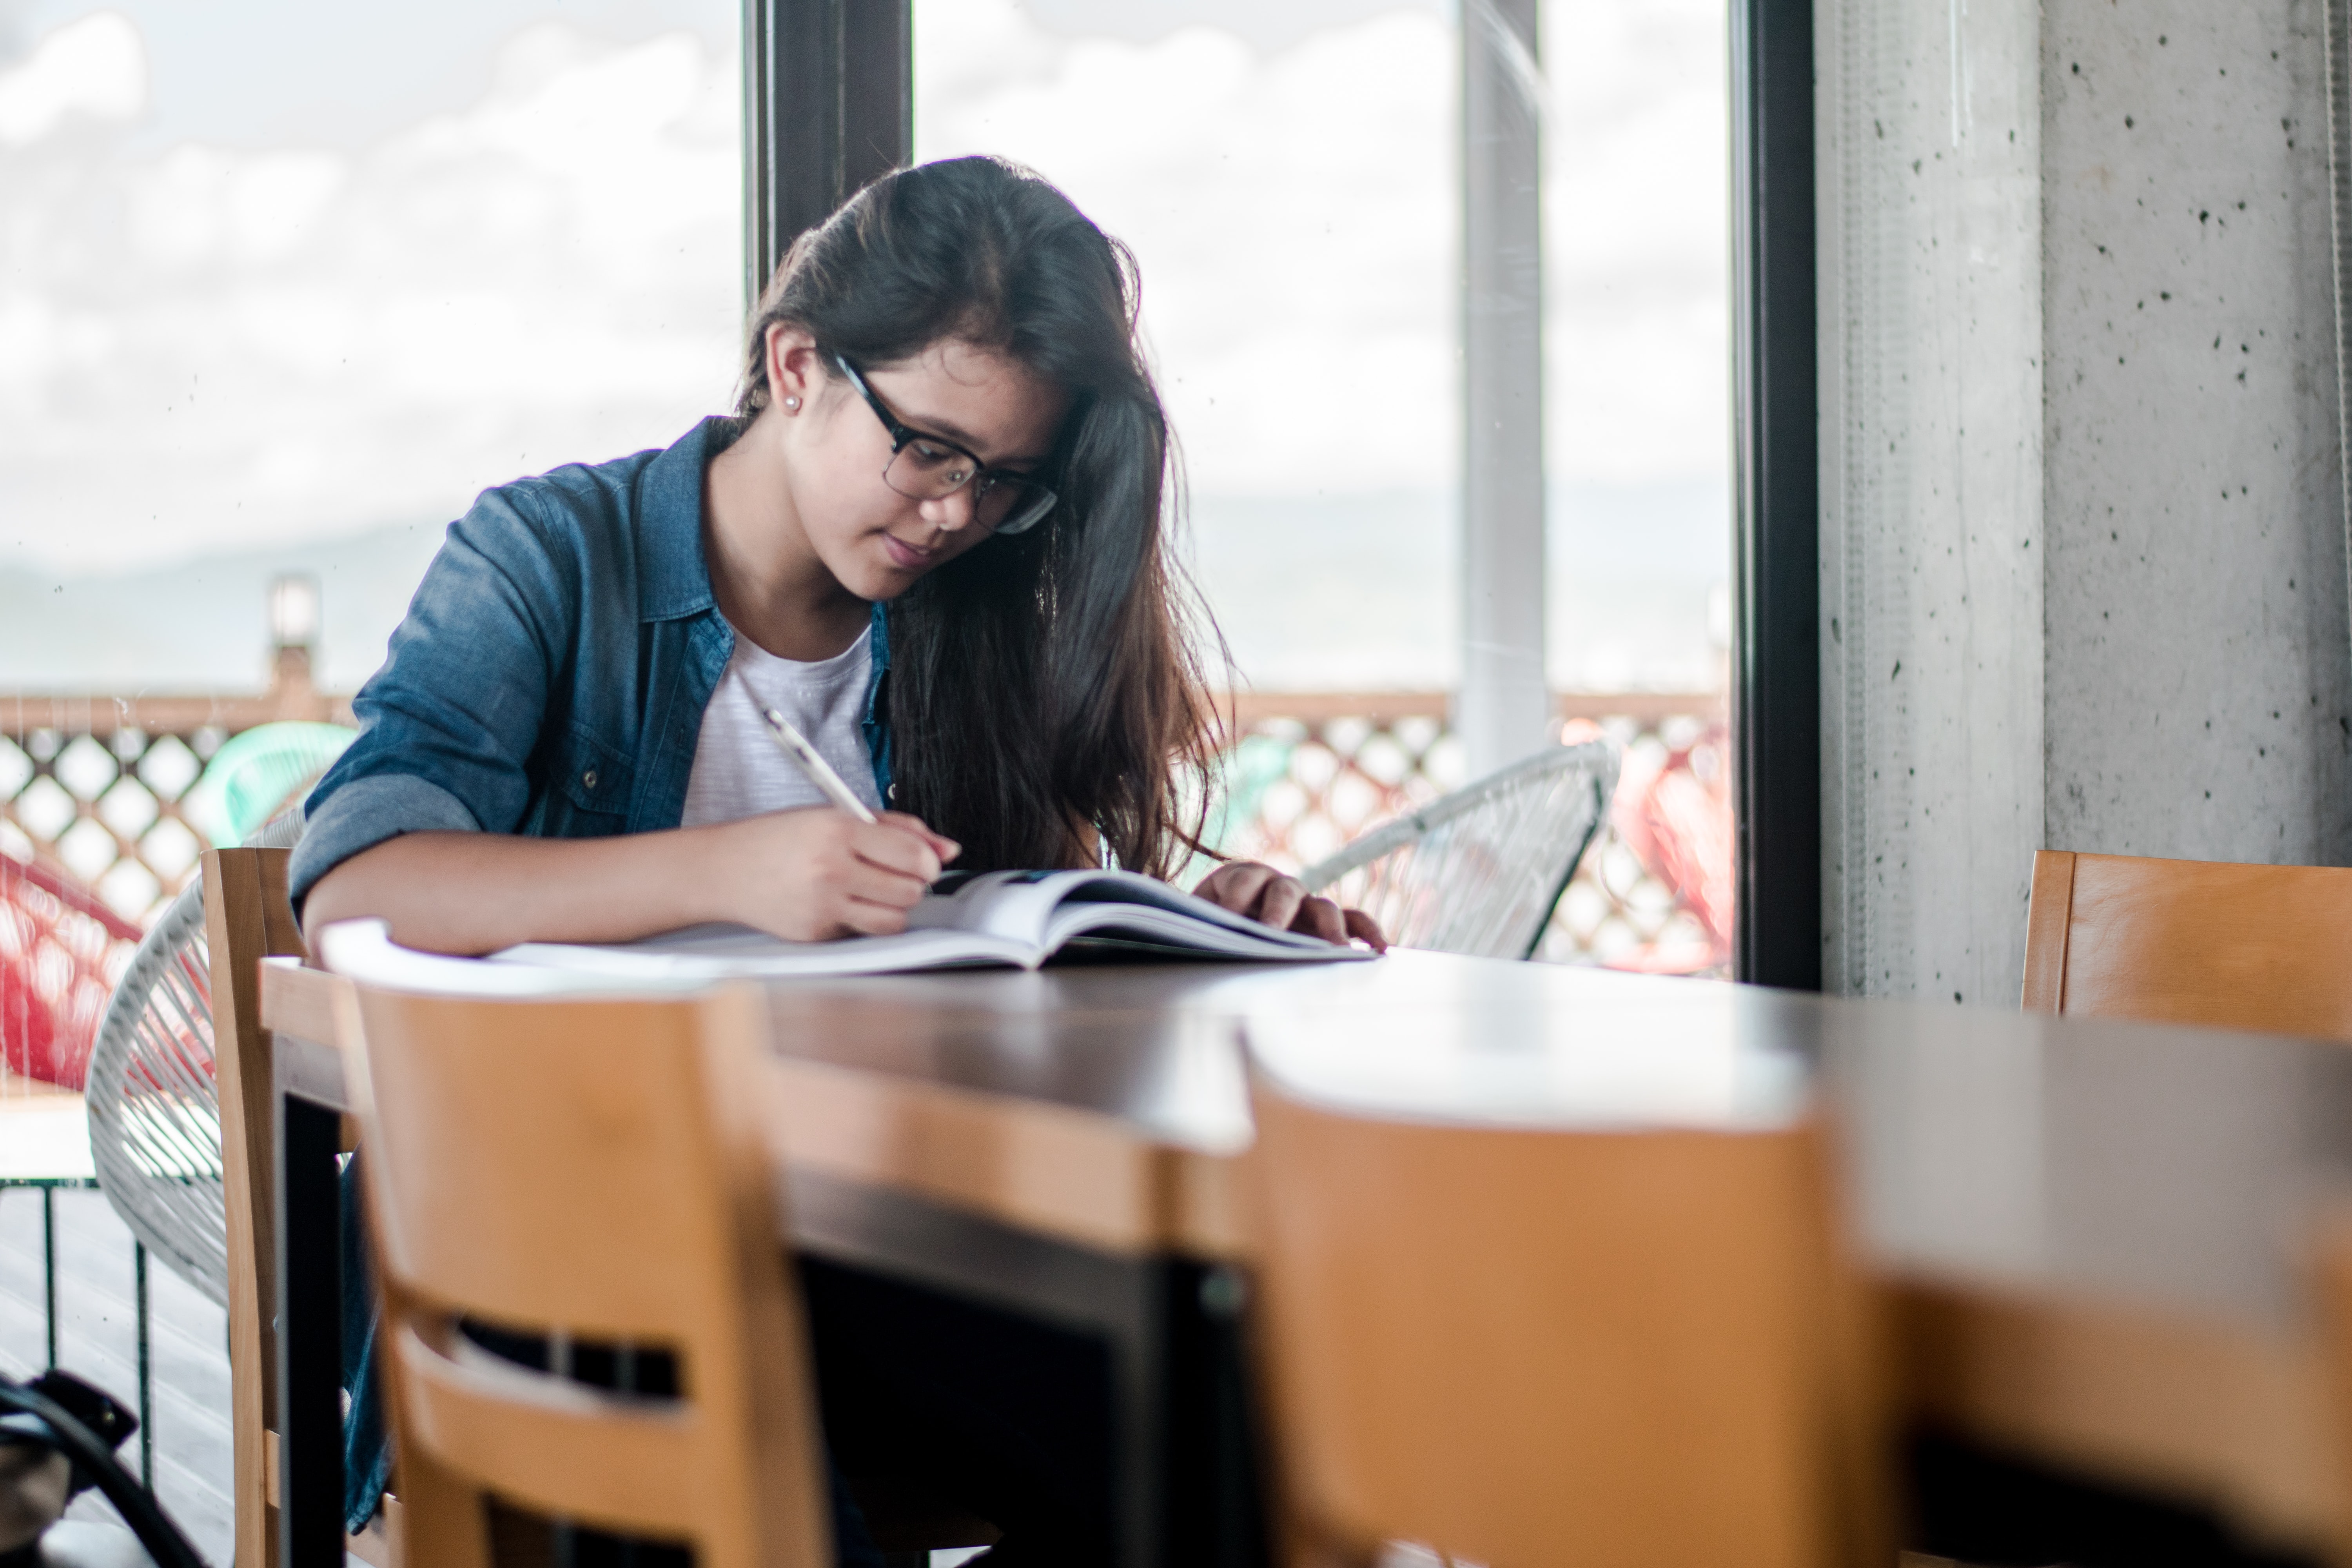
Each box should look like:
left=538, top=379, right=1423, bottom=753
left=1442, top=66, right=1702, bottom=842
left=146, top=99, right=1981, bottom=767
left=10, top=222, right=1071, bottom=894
left=295, top=154, right=1381, bottom=954
left=298, top=155, right=1380, bottom=1564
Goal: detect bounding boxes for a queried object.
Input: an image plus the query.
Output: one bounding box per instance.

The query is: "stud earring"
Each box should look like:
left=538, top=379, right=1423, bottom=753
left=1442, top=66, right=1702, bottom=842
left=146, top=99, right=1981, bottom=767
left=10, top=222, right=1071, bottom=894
left=783, top=395, right=801, bottom=411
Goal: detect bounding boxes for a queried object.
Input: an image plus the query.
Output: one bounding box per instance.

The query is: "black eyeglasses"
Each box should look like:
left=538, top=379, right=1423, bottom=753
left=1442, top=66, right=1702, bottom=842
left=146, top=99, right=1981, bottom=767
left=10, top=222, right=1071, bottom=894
left=832, top=355, right=1058, bottom=536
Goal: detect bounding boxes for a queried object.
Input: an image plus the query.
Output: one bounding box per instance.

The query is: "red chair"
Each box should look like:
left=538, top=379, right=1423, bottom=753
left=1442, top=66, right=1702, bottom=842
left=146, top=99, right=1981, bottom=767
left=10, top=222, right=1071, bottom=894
left=0, top=857, right=140, bottom=1090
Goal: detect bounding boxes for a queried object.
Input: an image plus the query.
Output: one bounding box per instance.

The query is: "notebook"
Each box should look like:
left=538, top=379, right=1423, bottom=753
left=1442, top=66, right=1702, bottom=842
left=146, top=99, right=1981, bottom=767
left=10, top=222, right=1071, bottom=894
left=491, top=868, right=1377, bottom=981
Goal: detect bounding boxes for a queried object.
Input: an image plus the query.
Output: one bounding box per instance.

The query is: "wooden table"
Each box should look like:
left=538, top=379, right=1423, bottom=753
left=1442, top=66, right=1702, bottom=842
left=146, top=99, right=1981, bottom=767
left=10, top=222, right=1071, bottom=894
left=261, top=951, right=2352, bottom=1567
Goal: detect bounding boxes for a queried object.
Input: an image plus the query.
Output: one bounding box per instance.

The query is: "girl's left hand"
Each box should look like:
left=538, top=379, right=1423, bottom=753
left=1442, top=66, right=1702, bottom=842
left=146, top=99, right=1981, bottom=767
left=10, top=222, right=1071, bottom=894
left=1193, top=861, right=1387, bottom=951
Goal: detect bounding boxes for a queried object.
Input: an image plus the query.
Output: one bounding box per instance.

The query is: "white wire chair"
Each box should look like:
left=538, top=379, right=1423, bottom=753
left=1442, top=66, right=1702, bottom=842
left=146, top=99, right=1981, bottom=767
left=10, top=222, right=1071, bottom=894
left=1299, top=739, right=1619, bottom=960
left=84, top=813, right=305, bottom=1306
left=82, top=878, right=222, bottom=1306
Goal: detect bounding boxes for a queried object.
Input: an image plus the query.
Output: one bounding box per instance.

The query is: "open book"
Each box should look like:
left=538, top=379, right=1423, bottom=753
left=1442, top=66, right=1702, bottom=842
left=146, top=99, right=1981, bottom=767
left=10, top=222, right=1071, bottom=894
left=492, top=868, right=1377, bottom=981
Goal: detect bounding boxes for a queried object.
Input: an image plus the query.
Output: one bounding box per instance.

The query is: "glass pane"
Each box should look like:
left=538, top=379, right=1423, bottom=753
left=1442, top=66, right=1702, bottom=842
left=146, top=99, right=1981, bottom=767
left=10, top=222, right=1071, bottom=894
left=1542, top=0, right=1732, bottom=973
left=2, top=0, right=740, bottom=952
left=920, top=0, right=1731, bottom=971
left=1, top=0, right=741, bottom=703
left=917, top=0, right=1458, bottom=695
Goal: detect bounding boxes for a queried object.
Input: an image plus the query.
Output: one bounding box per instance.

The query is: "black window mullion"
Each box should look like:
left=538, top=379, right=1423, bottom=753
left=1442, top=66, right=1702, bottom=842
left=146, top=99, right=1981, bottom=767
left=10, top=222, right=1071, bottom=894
left=1729, top=0, right=1821, bottom=989
left=743, top=0, right=912, bottom=299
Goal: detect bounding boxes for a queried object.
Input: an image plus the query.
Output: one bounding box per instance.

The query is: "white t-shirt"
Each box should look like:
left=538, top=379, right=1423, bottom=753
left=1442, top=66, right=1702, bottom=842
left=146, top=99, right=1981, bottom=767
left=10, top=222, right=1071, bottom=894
left=680, top=621, right=884, bottom=828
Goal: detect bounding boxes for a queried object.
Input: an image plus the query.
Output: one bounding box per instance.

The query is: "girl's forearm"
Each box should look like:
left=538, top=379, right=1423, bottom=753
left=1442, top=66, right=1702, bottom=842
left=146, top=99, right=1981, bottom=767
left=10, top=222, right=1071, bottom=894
left=300, top=829, right=736, bottom=956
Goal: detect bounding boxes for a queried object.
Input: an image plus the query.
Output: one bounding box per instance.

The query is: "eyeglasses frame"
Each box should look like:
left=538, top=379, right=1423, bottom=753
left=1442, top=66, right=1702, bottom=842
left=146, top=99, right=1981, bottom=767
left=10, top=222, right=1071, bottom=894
left=830, top=354, right=1058, bottom=536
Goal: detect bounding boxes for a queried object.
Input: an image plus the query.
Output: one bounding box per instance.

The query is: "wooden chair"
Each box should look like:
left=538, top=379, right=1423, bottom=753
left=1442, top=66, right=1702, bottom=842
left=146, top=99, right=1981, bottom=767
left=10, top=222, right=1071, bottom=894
left=338, top=979, right=832, bottom=1568
left=2021, top=850, right=2352, bottom=1040
left=1241, top=1069, right=1884, bottom=1568
left=204, top=848, right=401, bottom=1568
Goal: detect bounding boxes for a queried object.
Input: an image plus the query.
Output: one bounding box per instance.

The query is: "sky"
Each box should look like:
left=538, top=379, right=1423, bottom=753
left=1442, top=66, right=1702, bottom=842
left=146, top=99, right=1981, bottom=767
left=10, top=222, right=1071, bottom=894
left=0, top=0, right=1729, bottom=690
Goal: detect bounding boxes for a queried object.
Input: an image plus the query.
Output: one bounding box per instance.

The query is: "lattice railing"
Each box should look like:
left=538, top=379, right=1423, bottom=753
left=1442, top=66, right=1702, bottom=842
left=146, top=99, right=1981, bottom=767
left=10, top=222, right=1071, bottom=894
left=0, top=647, right=347, bottom=928
left=0, top=726, right=214, bottom=929
left=1210, top=692, right=1731, bottom=976
left=1, top=666, right=1730, bottom=975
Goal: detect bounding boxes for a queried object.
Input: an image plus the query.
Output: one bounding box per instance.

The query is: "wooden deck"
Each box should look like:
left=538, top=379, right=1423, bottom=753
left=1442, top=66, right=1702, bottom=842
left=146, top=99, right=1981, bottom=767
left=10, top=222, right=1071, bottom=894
left=0, top=1093, right=234, bottom=1563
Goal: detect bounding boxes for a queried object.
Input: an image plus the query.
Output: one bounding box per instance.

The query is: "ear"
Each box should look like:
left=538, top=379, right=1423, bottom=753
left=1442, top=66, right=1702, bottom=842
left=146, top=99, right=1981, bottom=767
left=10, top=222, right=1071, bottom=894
left=764, top=323, right=826, bottom=410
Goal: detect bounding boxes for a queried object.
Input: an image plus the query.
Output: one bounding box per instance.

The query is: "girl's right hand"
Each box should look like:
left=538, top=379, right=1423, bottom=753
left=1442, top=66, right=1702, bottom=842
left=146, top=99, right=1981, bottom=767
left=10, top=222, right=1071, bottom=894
left=711, top=808, right=960, bottom=940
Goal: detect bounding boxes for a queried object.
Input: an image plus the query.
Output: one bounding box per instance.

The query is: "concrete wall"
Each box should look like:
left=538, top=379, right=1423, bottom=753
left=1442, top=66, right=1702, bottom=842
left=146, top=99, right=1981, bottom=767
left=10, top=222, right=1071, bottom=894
left=1817, top=0, right=2352, bottom=1001
left=2042, top=0, right=2352, bottom=869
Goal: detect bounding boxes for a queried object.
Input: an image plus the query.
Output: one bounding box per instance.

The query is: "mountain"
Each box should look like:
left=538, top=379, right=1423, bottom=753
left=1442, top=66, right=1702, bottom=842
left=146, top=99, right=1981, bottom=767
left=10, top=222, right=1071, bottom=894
left=0, top=523, right=449, bottom=694
left=0, top=480, right=1726, bottom=697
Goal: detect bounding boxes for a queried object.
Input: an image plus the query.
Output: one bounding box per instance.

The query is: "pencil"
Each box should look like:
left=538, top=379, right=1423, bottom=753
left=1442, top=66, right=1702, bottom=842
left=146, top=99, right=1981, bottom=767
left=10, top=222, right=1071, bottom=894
left=754, top=705, right=880, bottom=824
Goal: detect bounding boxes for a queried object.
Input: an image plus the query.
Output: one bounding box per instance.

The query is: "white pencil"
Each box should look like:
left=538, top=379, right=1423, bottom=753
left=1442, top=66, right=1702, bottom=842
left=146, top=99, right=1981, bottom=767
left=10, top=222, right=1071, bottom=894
left=754, top=705, right=880, bottom=824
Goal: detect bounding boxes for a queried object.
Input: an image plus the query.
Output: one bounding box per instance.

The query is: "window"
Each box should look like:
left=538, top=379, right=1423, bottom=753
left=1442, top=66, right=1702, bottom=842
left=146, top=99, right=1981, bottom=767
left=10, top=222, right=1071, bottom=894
left=1, top=0, right=741, bottom=924
left=916, top=0, right=1732, bottom=968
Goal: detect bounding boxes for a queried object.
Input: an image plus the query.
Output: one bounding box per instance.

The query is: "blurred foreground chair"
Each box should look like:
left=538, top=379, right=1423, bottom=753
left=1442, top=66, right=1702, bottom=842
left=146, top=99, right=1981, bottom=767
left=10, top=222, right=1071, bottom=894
left=1243, top=1065, right=1882, bottom=1568
left=342, top=981, right=831, bottom=1568
left=2021, top=850, right=2352, bottom=1041
left=1298, top=739, right=1617, bottom=959
left=310, top=926, right=996, bottom=1568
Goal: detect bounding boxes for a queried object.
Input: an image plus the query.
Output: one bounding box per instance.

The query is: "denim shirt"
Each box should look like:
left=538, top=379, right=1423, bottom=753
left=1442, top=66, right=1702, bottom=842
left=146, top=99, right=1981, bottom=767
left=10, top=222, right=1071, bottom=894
left=290, top=416, right=893, bottom=911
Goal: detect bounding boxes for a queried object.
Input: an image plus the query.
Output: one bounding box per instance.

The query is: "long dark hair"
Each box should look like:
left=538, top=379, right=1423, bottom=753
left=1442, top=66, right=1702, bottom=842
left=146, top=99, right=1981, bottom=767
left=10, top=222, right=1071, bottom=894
left=739, top=156, right=1224, bottom=876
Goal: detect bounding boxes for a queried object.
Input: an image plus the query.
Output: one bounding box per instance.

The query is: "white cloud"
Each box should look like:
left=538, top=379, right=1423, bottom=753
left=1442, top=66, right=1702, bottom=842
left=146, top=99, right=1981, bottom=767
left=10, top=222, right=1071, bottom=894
left=0, top=11, right=145, bottom=148
left=918, top=0, right=1460, bottom=497
left=0, top=16, right=742, bottom=572
left=916, top=0, right=1730, bottom=496
left=1543, top=0, right=1731, bottom=486
left=0, top=0, right=1726, bottom=606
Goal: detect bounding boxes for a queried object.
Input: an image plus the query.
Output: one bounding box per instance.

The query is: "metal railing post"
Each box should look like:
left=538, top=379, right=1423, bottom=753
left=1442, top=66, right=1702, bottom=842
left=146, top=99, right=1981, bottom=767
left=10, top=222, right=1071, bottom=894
left=41, top=1183, right=56, bottom=1369
left=135, top=1239, right=152, bottom=1489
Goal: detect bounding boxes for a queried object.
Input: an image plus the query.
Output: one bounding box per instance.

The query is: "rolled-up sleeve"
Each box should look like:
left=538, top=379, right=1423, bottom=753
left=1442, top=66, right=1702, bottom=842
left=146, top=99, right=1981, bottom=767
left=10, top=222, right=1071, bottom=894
left=287, top=775, right=484, bottom=909
left=289, top=487, right=575, bottom=911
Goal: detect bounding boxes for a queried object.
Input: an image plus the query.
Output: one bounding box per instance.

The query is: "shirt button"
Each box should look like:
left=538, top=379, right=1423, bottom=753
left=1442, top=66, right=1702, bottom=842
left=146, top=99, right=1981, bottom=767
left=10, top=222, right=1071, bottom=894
left=583, top=769, right=599, bottom=789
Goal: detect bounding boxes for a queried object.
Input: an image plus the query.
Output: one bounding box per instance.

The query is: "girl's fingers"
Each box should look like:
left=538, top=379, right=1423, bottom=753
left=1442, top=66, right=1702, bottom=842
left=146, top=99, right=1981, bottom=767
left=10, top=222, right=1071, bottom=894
left=850, top=820, right=944, bottom=883
left=1201, top=862, right=1279, bottom=914
left=880, top=810, right=960, bottom=864
left=1254, top=876, right=1308, bottom=933
left=1296, top=895, right=1348, bottom=944
left=838, top=896, right=913, bottom=936
left=843, top=860, right=931, bottom=909
left=1343, top=907, right=1389, bottom=951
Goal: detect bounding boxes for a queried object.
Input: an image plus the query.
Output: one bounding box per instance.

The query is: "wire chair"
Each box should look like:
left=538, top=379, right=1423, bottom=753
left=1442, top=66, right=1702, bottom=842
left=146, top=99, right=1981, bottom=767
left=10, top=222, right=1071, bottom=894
left=1299, top=739, right=1618, bottom=960
left=83, top=878, right=223, bottom=1308
left=84, top=812, right=307, bottom=1309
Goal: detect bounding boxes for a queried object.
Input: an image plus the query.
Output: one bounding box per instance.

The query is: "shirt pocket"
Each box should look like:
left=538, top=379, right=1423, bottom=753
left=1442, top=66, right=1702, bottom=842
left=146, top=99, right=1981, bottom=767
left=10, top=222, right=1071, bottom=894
left=548, top=725, right=636, bottom=832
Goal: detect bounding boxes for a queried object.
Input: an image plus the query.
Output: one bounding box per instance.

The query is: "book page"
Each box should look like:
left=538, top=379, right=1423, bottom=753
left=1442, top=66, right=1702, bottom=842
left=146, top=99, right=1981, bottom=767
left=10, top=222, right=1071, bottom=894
left=911, top=869, right=1371, bottom=962
left=494, top=923, right=1038, bottom=979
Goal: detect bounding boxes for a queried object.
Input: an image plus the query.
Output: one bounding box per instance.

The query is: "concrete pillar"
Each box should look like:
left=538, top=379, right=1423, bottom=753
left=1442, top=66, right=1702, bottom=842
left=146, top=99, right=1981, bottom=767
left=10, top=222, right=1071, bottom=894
left=1458, top=0, right=1551, bottom=778
left=1817, top=0, right=2047, bottom=1002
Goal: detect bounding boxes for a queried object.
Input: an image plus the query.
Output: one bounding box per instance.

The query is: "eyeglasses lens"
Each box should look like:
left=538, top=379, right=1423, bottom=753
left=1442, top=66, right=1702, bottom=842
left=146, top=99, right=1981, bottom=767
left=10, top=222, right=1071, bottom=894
left=887, top=443, right=976, bottom=494
left=884, top=447, right=1054, bottom=534
left=976, top=479, right=1051, bottom=533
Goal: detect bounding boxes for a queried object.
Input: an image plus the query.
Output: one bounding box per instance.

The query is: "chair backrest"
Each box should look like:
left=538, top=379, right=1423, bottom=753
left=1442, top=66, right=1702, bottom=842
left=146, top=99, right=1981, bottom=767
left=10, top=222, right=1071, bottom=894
left=344, top=981, right=828, bottom=1568
left=200, top=846, right=307, bottom=1568
left=88, top=875, right=228, bottom=1304
left=2022, top=850, right=2352, bottom=1042
left=1243, top=1071, right=1880, bottom=1568
left=1298, top=739, right=1618, bottom=960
